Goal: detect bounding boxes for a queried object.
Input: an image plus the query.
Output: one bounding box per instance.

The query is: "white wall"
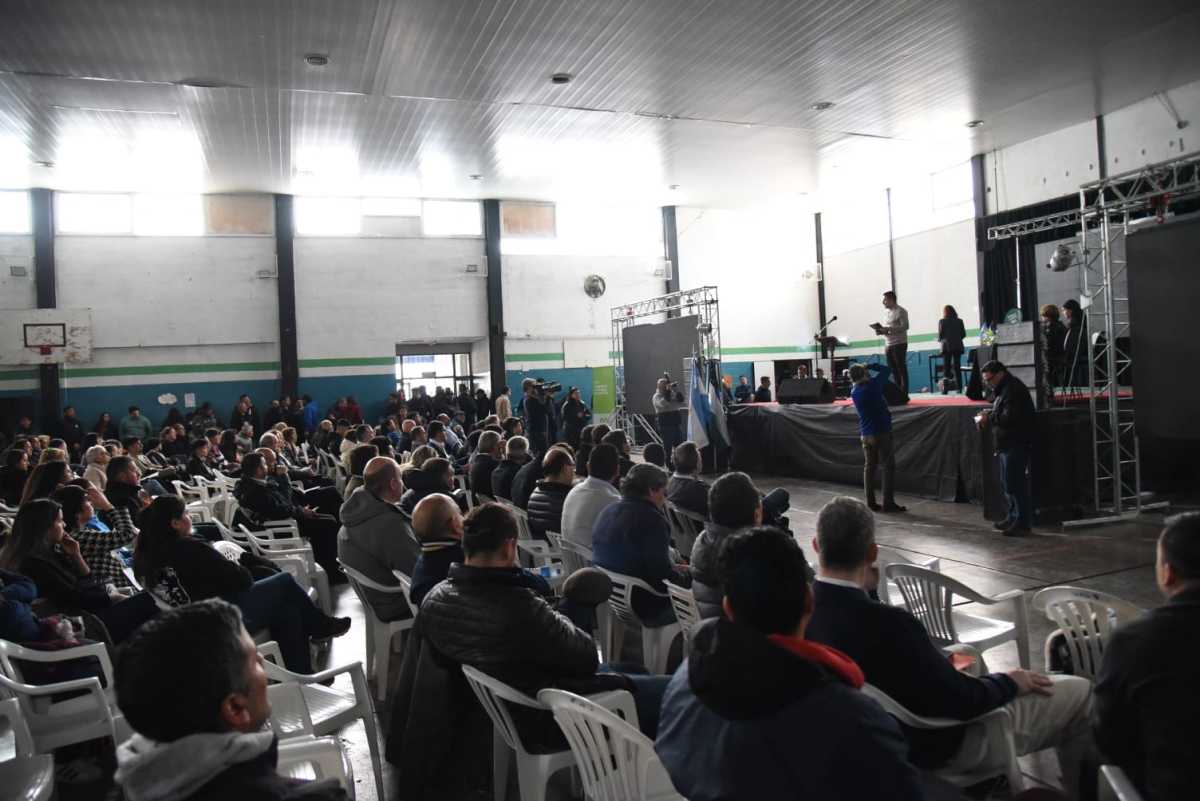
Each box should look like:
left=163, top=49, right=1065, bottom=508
left=893, top=220, right=979, bottom=337
left=822, top=243, right=892, bottom=353
left=676, top=205, right=820, bottom=355
left=0, top=235, right=35, bottom=311
left=293, top=236, right=487, bottom=361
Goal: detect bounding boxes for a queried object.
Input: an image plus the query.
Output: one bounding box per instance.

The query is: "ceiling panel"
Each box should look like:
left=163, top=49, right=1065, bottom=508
left=0, top=0, right=1198, bottom=204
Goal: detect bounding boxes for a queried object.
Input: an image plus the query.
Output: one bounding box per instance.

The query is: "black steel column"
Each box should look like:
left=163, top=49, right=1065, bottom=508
left=885, top=186, right=897, bottom=292
left=483, top=199, right=506, bottom=385
left=814, top=212, right=827, bottom=330
left=274, top=195, right=299, bottom=399
left=31, top=188, right=60, bottom=425
left=1095, top=115, right=1108, bottom=180
left=662, top=205, right=680, bottom=294
left=971, top=153, right=988, bottom=328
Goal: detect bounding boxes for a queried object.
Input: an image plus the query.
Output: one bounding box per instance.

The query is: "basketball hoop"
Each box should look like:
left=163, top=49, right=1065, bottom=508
left=39, top=345, right=52, bottom=355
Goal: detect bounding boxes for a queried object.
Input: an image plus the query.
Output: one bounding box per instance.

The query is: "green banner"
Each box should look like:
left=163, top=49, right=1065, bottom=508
left=591, top=366, right=615, bottom=414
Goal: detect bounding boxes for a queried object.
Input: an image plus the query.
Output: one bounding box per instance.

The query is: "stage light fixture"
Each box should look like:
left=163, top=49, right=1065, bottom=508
left=1047, top=242, right=1075, bottom=272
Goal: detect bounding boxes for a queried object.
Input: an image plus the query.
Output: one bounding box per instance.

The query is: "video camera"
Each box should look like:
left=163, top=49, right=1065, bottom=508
left=532, top=380, right=562, bottom=395
left=661, top=371, right=680, bottom=390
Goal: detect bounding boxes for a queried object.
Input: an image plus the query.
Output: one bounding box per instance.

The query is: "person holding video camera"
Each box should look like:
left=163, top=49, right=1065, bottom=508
left=653, top=376, right=686, bottom=457
left=521, top=378, right=552, bottom=456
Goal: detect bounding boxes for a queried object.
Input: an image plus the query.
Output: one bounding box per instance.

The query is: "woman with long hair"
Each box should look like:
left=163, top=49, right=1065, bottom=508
left=92, top=412, right=115, bottom=439
left=1, top=447, right=30, bottom=507
left=0, top=498, right=156, bottom=642
left=575, top=424, right=594, bottom=478
left=52, top=484, right=136, bottom=588
left=1062, top=298, right=1089, bottom=388
left=19, top=461, right=73, bottom=506
left=134, top=495, right=350, bottom=672
left=1040, top=303, right=1068, bottom=396
left=218, top=428, right=241, bottom=465
left=937, top=304, right=967, bottom=393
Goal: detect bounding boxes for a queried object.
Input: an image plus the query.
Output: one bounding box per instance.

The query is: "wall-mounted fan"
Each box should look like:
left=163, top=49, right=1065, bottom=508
left=584, top=274, right=607, bottom=298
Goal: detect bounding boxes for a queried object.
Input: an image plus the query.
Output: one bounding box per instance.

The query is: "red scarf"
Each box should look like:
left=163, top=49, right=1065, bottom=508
left=768, top=634, right=865, bottom=688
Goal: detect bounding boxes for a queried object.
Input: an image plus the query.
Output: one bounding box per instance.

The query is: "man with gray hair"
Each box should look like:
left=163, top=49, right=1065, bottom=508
left=469, top=430, right=503, bottom=498
left=490, top=435, right=530, bottom=501
left=338, top=456, right=419, bottom=622
left=592, top=463, right=690, bottom=626
left=806, top=496, right=1094, bottom=796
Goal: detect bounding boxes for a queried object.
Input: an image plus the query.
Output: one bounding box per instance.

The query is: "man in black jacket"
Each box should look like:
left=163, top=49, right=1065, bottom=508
left=805, top=496, right=1094, bottom=796
left=655, top=526, right=926, bottom=801
left=526, top=447, right=575, bottom=541
left=666, top=441, right=710, bottom=518
left=409, top=492, right=466, bottom=607
left=468, top=431, right=502, bottom=498
left=521, top=379, right=550, bottom=456
left=387, top=503, right=666, bottom=799
left=489, top=436, right=529, bottom=501
left=58, top=405, right=84, bottom=460
left=689, top=472, right=761, bottom=619
left=1094, top=512, right=1200, bottom=801
left=114, top=600, right=347, bottom=801
left=979, top=360, right=1037, bottom=536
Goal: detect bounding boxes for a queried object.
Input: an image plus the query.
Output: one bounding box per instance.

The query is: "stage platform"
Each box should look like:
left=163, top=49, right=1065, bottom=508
left=730, top=394, right=994, bottom=504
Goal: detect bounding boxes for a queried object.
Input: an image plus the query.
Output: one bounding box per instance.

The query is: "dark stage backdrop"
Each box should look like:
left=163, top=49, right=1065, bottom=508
left=621, top=315, right=699, bottom=416
left=1127, top=215, right=1200, bottom=440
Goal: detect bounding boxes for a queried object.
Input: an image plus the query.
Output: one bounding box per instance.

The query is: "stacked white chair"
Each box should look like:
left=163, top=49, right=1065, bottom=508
left=875, top=546, right=942, bottom=607
left=0, top=696, right=54, bottom=801
left=597, top=569, right=681, bottom=674
left=276, top=735, right=357, bottom=798
left=664, top=582, right=703, bottom=653
left=232, top=522, right=331, bottom=614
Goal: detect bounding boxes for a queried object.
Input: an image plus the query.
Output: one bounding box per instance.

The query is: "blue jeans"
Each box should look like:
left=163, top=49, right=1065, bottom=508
left=998, top=447, right=1032, bottom=529
left=598, top=666, right=670, bottom=738
left=227, top=573, right=325, bottom=673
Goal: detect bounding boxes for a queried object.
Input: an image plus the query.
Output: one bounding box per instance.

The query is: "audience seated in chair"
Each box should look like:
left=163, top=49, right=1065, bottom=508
left=53, top=484, right=136, bottom=589
left=136, top=495, right=349, bottom=673
left=592, top=463, right=690, bottom=626
left=387, top=502, right=665, bottom=799
left=690, top=472, right=763, bottom=619
left=400, top=456, right=466, bottom=515
left=18, top=460, right=72, bottom=506
left=490, top=435, right=530, bottom=501
left=408, top=493, right=466, bottom=607
left=468, top=431, right=502, bottom=498
left=0, top=498, right=157, bottom=643
left=234, top=452, right=342, bottom=583
left=82, top=444, right=111, bottom=490
left=655, top=525, right=926, bottom=801
left=509, top=441, right=551, bottom=511
left=105, top=455, right=152, bottom=518
left=641, top=441, right=667, bottom=469
left=804, top=496, right=1095, bottom=797
left=337, top=456, right=419, bottom=623
left=1094, top=511, right=1200, bottom=801
left=560, top=443, right=620, bottom=550
left=186, top=438, right=220, bottom=483
left=341, top=443, right=378, bottom=500
left=0, top=446, right=29, bottom=506
left=526, top=447, right=576, bottom=541
left=114, top=599, right=349, bottom=801
left=667, top=441, right=710, bottom=519
left=600, top=429, right=636, bottom=485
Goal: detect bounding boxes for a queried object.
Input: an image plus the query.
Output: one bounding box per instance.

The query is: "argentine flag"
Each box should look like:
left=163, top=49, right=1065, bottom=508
left=688, top=357, right=729, bottom=452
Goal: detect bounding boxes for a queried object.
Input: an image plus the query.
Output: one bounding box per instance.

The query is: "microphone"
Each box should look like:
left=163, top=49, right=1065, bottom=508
left=828, top=315, right=838, bottom=323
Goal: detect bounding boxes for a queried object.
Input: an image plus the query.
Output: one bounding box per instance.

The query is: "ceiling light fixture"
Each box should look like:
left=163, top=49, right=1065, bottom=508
left=668, top=184, right=680, bottom=190
left=810, top=101, right=835, bottom=111
left=550, top=73, right=573, bottom=85
left=305, top=53, right=330, bottom=67
left=966, top=119, right=985, bottom=128
left=468, top=174, right=483, bottom=181
left=33, top=160, right=54, bottom=168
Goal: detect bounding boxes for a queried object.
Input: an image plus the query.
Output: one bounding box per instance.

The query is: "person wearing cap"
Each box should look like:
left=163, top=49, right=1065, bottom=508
left=655, top=525, right=926, bottom=801
left=978, top=360, right=1036, bottom=536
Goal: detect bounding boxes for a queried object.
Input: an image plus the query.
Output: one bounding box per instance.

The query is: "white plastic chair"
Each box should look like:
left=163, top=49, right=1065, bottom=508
left=861, top=683, right=1024, bottom=792
left=664, top=504, right=705, bottom=561
left=276, top=734, right=356, bottom=798
left=462, top=665, right=638, bottom=801
left=664, top=582, right=702, bottom=652
left=885, top=564, right=1031, bottom=670
left=548, top=533, right=588, bottom=577
left=598, top=569, right=681, bottom=674
left=1099, top=764, right=1144, bottom=801
left=234, top=523, right=331, bottom=613
left=257, top=642, right=384, bottom=801
left=537, top=688, right=684, bottom=801
left=875, top=546, right=942, bottom=606
left=0, top=697, right=54, bottom=801
left=0, top=641, right=119, bottom=752
left=339, top=562, right=416, bottom=700
left=1031, top=587, right=1143, bottom=680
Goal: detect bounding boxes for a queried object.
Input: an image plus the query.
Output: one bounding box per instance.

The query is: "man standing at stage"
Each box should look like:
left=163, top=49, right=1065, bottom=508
left=734, top=375, right=752, bottom=404
left=978, top=360, right=1035, bottom=537
left=873, top=291, right=910, bottom=395
left=849, top=363, right=906, bottom=513
left=652, top=377, right=686, bottom=456
left=753, top=376, right=772, bottom=403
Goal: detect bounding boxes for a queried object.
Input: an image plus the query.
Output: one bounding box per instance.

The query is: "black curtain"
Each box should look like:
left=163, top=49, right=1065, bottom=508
left=978, top=194, right=1078, bottom=327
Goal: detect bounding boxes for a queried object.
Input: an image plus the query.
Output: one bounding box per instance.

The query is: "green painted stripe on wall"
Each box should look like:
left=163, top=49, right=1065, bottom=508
left=505, top=353, right=564, bottom=363
left=0, top=369, right=39, bottom=382
left=298, top=357, right=394, bottom=368
left=62, top=361, right=280, bottom=378
left=720, top=345, right=820, bottom=355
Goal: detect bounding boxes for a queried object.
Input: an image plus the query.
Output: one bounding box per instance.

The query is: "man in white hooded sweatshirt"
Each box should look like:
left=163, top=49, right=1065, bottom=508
left=113, top=599, right=347, bottom=801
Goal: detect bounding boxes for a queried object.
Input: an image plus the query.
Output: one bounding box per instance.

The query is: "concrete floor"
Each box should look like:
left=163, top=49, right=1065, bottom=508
left=320, top=473, right=1185, bottom=801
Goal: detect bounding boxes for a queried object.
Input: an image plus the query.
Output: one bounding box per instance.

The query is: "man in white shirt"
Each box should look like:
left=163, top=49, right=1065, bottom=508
left=560, top=443, right=621, bottom=549
left=875, top=290, right=910, bottom=395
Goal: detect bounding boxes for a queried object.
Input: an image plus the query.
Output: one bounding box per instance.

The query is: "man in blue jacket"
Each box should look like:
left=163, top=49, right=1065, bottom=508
left=849, top=362, right=905, bottom=512
left=655, top=526, right=927, bottom=801
left=591, top=463, right=689, bottom=626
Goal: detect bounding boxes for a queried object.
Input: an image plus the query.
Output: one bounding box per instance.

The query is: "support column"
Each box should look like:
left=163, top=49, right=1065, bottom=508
left=274, top=195, right=299, bottom=399
left=971, top=153, right=988, bottom=328
left=1095, top=115, right=1108, bottom=180
left=885, top=187, right=897, bottom=292
left=31, top=188, right=60, bottom=426
left=814, top=212, right=827, bottom=330
left=662, top=205, right=680, bottom=296
left=483, top=200, right=506, bottom=385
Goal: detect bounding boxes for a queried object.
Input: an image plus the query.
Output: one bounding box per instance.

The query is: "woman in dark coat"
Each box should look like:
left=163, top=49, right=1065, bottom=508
left=1, top=447, right=29, bottom=507
left=937, top=305, right=966, bottom=393
left=560, top=388, right=592, bottom=449
left=1062, top=299, right=1089, bottom=387
left=1040, top=303, right=1068, bottom=395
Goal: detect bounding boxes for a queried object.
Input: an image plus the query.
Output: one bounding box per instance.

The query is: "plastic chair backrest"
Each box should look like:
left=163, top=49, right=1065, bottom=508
left=548, top=533, right=588, bottom=575
left=0, top=696, right=35, bottom=757
left=461, top=664, right=542, bottom=756
left=392, top=571, right=421, bottom=617
left=600, top=569, right=663, bottom=629
left=1099, top=765, right=1144, bottom=801
left=885, top=564, right=959, bottom=645
left=538, top=688, right=661, bottom=801
left=267, top=682, right=317, bottom=738
left=664, top=582, right=702, bottom=639
left=1032, top=587, right=1143, bottom=680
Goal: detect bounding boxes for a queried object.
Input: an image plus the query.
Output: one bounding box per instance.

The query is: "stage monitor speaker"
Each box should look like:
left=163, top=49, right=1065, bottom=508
left=777, top=378, right=834, bottom=404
